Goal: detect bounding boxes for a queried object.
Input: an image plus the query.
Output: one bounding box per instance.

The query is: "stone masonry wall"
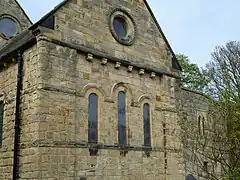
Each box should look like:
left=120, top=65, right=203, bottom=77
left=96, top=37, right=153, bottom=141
left=24, top=38, right=184, bottom=180
left=0, top=0, right=31, bottom=46
left=51, top=0, right=174, bottom=73
left=0, top=61, right=18, bottom=179
left=178, top=89, right=222, bottom=179
left=178, top=89, right=209, bottom=179
left=0, top=44, right=42, bottom=180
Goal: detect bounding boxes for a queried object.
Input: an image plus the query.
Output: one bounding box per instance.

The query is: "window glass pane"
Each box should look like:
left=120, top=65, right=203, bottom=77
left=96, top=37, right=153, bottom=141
left=118, top=91, right=126, bottom=145
left=0, top=18, right=17, bottom=38
left=88, top=93, right=98, bottom=143
left=113, top=17, right=126, bottom=39
left=0, top=103, right=3, bottom=147
left=143, top=103, right=151, bottom=146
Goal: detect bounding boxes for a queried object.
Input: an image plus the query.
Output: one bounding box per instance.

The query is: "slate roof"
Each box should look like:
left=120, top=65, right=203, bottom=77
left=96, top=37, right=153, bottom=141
left=0, top=0, right=182, bottom=71
left=0, top=30, right=36, bottom=61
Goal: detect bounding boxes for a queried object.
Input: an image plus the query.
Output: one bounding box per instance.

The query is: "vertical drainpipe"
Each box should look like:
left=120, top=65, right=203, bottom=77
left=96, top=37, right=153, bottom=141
left=12, top=50, right=23, bottom=180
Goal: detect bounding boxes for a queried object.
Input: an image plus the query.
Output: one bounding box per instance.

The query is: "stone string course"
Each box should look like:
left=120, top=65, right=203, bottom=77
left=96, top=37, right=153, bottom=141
left=0, top=0, right=213, bottom=179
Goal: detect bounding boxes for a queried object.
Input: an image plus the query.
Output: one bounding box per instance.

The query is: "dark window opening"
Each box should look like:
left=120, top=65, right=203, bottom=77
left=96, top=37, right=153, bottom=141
left=143, top=103, right=151, bottom=147
left=202, top=117, right=205, bottom=135
left=203, top=161, right=209, bottom=178
left=204, top=161, right=208, bottom=170
left=80, top=177, right=87, bottom=180
left=0, top=17, right=17, bottom=38
left=88, top=93, right=98, bottom=144
left=185, top=174, right=196, bottom=180
left=198, top=116, right=202, bottom=135
left=118, top=91, right=126, bottom=146
left=113, top=17, right=127, bottom=39
left=0, top=102, right=4, bottom=147
left=40, top=15, right=55, bottom=30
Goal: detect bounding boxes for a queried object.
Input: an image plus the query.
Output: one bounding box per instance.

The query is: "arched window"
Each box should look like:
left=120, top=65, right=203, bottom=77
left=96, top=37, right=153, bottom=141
left=118, top=91, right=126, bottom=145
left=143, top=103, right=151, bottom=147
left=88, top=93, right=98, bottom=144
left=202, top=116, right=205, bottom=135
left=198, top=115, right=201, bottom=135
left=0, top=102, right=4, bottom=147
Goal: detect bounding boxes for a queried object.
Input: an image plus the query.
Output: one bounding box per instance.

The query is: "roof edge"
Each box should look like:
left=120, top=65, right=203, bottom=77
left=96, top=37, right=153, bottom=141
left=29, top=0, right=68, bottom=30
left=14, top=0, right=33, bottom=25
left=28, top=0, right=183, bottom=71
left=143, top=0, right=182, bottom=71
left=181, top=87, right=205, bottom=96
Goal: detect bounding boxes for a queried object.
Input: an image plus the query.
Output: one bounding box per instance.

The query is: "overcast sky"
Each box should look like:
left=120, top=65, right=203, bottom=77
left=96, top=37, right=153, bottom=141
left=18, top=0, right=240, bottom=67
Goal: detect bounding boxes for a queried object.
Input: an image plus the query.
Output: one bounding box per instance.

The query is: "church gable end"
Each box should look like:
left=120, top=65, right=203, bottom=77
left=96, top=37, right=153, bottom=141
left=0, top=0, right=32, bottom=46
left=38, top=0, right=180, bottom=73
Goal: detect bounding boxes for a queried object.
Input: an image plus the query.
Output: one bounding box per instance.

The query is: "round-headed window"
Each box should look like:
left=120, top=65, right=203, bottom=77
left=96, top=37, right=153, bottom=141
left=0, top=17, right=18, bottom=39
left=109, top=9, right=136, bottom=46
left=113, top=17, right=127, bottom=39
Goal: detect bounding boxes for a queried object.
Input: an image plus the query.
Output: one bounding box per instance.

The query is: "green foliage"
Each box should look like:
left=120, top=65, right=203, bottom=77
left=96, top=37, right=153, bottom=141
left=176, top=54, right=207, bottom=92
left=177, top=41, right=240, bottom=179
left=204, top=42, right=240, bottom=179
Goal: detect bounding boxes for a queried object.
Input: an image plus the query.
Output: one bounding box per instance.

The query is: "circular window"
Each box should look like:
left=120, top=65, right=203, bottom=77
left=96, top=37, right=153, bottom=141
left=109, top=9, right=136, bottom=46
left=0, top=16, right=18, bottom=39
left=113, top=17, right=127, bottom=39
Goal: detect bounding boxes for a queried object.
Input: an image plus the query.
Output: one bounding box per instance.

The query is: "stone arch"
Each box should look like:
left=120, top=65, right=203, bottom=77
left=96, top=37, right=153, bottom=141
left=81, top=83, right=107, bottom=101
left=110, top=82, right=134, bottom=105
left=137, top=94, right=155, bottom=107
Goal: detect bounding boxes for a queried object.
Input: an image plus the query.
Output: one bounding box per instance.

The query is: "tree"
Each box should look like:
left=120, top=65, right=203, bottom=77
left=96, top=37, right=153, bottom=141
left=176, top=54, right=207, bottom=92
left=205, top=41, right=240, bottom=179
left=179, top=41, right=240, bottom=179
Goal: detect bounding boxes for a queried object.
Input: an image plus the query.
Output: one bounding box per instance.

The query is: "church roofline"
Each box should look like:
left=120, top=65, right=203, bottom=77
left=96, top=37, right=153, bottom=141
left=29, top=0, right=67, bottom=30
left=143, top=0, right=182, bottom=71
left=29, top=0, right=182, bottom=71
left=181, top=87, right=206, bottom=97
left=14, top=0, right=33, bottom=25
left=1, top=0, right=182, bottom=72
left=0, top=27, right=180, bottom=79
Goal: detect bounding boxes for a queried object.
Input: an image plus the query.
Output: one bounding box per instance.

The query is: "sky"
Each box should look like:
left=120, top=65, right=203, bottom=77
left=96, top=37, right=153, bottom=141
left=17, top=0, right=240, bottom=67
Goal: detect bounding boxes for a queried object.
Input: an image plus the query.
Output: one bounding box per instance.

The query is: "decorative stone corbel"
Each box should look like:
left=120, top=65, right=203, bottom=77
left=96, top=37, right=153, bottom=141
left=127, top=65, right=133, bottom=72
left=101, top=58, right=108, bottom=65
left=86, top=53, right=93, bottom=62
left=115, top=62, right=121, bottom=69
left=150, top=72, right=156, bottom=78
left=139, top=69, right=145, bottom=75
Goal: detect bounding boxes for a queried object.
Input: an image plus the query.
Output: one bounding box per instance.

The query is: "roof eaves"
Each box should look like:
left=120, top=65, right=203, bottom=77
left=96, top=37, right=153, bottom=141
left=0, top=30, right=36, bottom=61
left=10, top=0, right=182, bottom=71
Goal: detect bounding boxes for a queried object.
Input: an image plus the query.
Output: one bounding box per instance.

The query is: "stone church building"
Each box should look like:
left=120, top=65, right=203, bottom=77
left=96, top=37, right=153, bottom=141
left=0, top=0, right=212, bottom=179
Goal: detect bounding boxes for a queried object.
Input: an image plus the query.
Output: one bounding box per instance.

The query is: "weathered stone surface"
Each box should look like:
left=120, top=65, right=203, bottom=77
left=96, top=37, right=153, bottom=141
left=53, top=0, right=173, bottom=72
left=0, top=0, right=212, bottom=180
left=0, top=0, right=32, bottom=46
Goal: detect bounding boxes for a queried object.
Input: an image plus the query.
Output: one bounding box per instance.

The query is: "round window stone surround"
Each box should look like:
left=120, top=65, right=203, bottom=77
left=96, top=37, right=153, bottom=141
left=0, top=14, right=20, bottom=39
left=109, top=9, right=137, bottom=46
